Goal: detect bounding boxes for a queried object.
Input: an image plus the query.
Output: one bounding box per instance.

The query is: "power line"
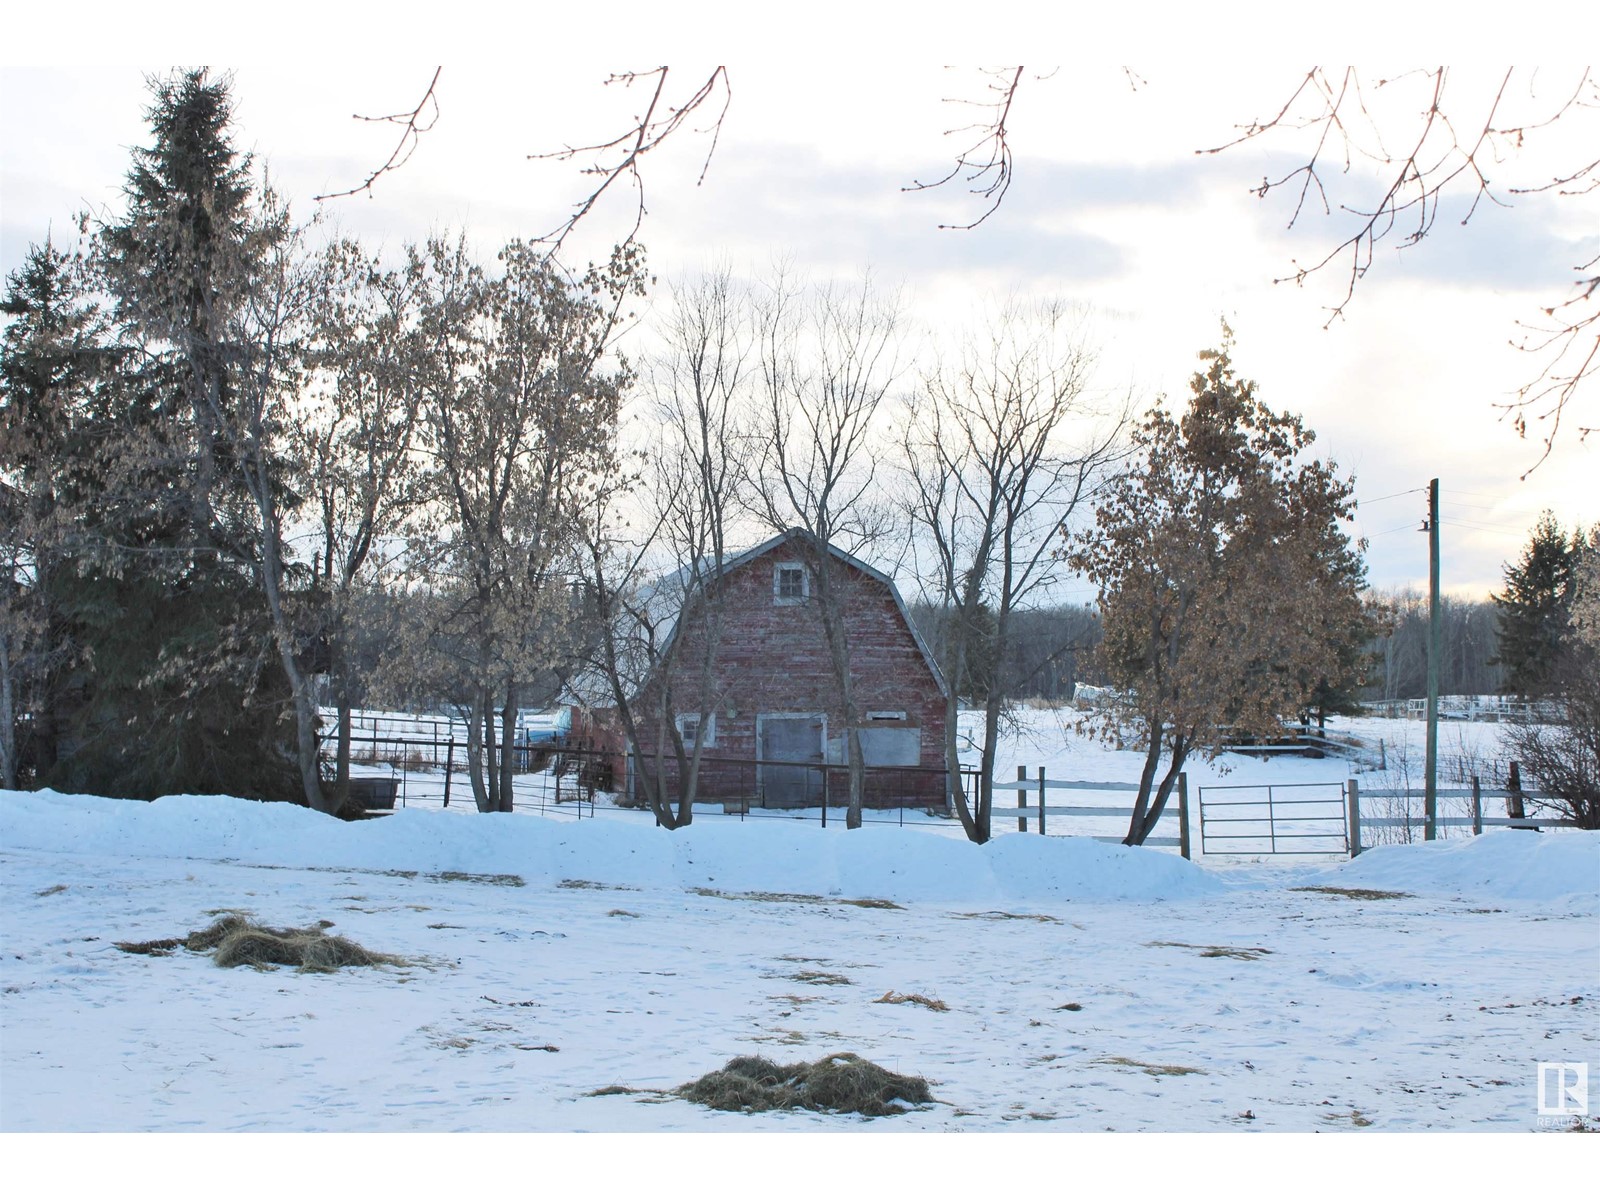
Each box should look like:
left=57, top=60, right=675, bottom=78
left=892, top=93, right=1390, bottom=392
left=1369, top=521, right=1425, bottom=537
left=1357, top=486, right=1428, bottom=506
left=1439, top=518, right=1527, bottom=537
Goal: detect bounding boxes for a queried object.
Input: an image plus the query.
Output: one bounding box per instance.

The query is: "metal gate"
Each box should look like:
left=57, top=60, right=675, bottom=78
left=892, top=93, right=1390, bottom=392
left=1198, top=781, right=1349, bottom=856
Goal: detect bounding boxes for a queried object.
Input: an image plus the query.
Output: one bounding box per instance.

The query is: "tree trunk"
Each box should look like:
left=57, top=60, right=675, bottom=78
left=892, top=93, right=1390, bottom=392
left=482, top=692, right=501, bottom=812
left=247, top=421, right=332, bottom=815
left=335, top=695, right=353, bottom=810
left=945, top=690, right=980, bottom=842
left=466, top=694, right=490, bottom=811
left=498, top=686, right=517, bottom=813
left=845, top=725, right=865, bottom=830
left=975, top=693, right=1005, bottom=844
left=259, top=550, right=331, bottom=814
left=1136, top=740, right=1189, bottom=845
left=1125, top=723, right=1165, bottom=844
left=0, top=625, right=16, bottom=791
left=628, top=705, right=684, bottom=829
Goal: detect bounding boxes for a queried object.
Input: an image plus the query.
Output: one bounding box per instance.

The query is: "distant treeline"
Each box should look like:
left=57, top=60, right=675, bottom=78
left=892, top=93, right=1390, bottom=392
left=1366, top=588, right=1504, bottom=701
left=906, top=602, right=1103, bottom=703
left=906, top=589, right=1504, bottom=704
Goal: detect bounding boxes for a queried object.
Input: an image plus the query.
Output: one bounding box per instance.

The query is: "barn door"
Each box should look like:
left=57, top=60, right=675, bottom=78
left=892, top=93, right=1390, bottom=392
left=759, top=716, right=824, bottom=807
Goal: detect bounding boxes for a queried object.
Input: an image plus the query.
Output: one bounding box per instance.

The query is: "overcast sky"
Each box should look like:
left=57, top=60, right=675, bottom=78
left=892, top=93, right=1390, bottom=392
left=5, top=13, right=1598, bottom=602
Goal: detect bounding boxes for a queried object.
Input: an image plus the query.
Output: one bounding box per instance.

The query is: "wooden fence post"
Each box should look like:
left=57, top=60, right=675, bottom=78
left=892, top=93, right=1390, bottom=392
left=1471, top=776, right=1482, bottom=836
left=1038, top=767, right=1047, bottom=836
left=1017, top=765, right=1028, bottom=832
left=1346, top=779, right=1362, bottom=858
left=1506, top=761, right=1527, bottom=822
left=443, top=738, right=455, bottom=808
left=1177, top=772, right=1191, bottom=860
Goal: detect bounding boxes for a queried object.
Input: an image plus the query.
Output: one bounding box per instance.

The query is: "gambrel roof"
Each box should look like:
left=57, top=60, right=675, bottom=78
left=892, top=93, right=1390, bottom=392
left=669, top=528, right=949, bottom=699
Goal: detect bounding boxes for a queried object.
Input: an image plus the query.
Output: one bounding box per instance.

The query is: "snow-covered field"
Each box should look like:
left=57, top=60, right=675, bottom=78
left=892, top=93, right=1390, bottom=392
left=2, top=712, right=1596, bottom=1160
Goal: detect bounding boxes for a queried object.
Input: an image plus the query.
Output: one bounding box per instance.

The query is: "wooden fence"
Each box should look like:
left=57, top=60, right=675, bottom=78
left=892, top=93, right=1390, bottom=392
left=1344, top=778, right=1576, bottom=855
left=998, top=766, right=1192, bottom=857
left=991, top=764, right=1580, bottom=860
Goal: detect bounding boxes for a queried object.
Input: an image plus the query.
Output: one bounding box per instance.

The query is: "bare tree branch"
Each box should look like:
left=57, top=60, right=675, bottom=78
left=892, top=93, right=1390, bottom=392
left=1201, top=67, right=1600, bottom=463
left=313, top=68, right=442, bottom=202
left=530, top=66, right=731, bottom=256
left=905, top=66, right=1025, bottom=230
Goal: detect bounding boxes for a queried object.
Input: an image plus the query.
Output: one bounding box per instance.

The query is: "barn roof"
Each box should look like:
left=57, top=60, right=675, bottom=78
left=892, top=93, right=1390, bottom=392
left=565, top=529, right=951, bottom=710
left=689, top=528, right=950, bottom=699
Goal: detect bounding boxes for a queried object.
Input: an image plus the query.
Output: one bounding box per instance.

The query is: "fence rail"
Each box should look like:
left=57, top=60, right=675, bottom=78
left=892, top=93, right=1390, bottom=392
left=985, top=763, right=1583, bottom=861
left=314, top=726, right=1584, bottom=857
left=991, top=767, right=1190, bottom=854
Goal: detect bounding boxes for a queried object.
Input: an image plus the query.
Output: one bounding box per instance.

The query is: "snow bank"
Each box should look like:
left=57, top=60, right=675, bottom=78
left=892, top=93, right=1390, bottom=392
left=1318, top=828, right=1600, bottom=905
left=10, top=789, right=1591, bottom=909
left=0, top=789, right=1222, bottom=905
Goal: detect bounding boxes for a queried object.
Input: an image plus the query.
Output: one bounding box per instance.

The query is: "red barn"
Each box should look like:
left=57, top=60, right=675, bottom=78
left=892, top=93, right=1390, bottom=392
left=589, top=529, right=950, bottom=811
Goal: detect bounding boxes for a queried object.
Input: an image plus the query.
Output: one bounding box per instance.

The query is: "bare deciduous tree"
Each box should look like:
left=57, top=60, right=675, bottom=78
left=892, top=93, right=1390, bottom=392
left=530, top=67, right=731, bottom=256
left=906, top=300, right=1126, bottom=843
left=320, top=65, right=1595, bottom=457
left=224, top=194, right=333, bottom=812
left=1200, top=67, right=1599, bottom=464
left=407, top=236, right=642, bottom=812
left=750, top=272, right=903, bottom=829
left=576, top=268, right=753, bottom=828
left=313, top=68, right=441, bottom=203
left=293, top=239, right=427, bottom=805
left=903, top=67, right=1026, bottom=230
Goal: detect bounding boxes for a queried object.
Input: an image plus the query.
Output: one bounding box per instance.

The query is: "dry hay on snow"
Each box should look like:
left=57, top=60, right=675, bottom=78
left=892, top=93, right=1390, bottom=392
left=874, top=990, right=950, bottom=1012
left=1291, top=885, right=1414, bottom=901
left=117, top=913, right=405, bottom=973
left=679, top=1052, right=934, bottom=1118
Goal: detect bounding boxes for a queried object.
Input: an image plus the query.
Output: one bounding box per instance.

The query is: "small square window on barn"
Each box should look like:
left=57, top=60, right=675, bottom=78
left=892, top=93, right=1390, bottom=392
left=676, top=712, right=716, bottom=749
left=773, top=561, right=809, bottom=605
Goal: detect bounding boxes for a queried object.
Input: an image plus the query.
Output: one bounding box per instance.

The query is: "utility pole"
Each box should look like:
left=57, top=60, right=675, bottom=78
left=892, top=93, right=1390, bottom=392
left=1424, top=478, right=1440, bottom=841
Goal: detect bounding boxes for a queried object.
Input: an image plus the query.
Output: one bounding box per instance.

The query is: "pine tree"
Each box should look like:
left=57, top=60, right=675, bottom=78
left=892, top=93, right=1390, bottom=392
left=1493, top=512, right=1578, bottom=697
left=100, top=67, right=262, bottom=558
left=36, top=69, right=300, bottom=802
left=1, top=242, right=114, bottom=787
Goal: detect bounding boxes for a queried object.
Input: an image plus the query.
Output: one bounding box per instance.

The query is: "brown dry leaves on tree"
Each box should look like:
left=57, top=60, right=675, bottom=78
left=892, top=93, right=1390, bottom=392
left=1068, top=330, right=1367, bottom=845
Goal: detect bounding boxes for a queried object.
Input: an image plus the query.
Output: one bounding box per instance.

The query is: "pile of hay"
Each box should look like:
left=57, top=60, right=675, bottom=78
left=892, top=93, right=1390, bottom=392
left=116, top=913, right=406, bottom=973
left=679, top=1053, right=934, bottom=1118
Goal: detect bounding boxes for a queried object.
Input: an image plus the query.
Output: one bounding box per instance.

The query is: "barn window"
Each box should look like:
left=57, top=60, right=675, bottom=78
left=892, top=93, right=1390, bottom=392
left=773, top=562, right=808, bottom=604
left=676, top=712, right=716, bottom=749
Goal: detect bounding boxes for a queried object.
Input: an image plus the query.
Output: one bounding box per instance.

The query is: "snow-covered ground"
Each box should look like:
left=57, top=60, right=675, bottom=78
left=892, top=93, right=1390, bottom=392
left=3, top=716, right=1597, bottom=1143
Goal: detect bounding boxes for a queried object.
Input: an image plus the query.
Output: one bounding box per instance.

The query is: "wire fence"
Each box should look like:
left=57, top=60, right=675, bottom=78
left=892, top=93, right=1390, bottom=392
left=319, top=733, right=970, bottom=828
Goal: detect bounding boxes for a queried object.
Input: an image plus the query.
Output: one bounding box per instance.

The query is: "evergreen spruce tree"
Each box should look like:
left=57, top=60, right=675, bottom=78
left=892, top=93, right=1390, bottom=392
left=1, top=241, right=115, bottom=786
left=101, top=67, right=261, bottom=557
left=1493, top=512, right=1578, bottom=697
left=40, top=69, right=300, bottom=802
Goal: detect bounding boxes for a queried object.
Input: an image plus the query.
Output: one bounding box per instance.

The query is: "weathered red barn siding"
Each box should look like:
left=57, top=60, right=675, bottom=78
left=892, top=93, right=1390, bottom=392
left=629, top=535, right=947, bottom=807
